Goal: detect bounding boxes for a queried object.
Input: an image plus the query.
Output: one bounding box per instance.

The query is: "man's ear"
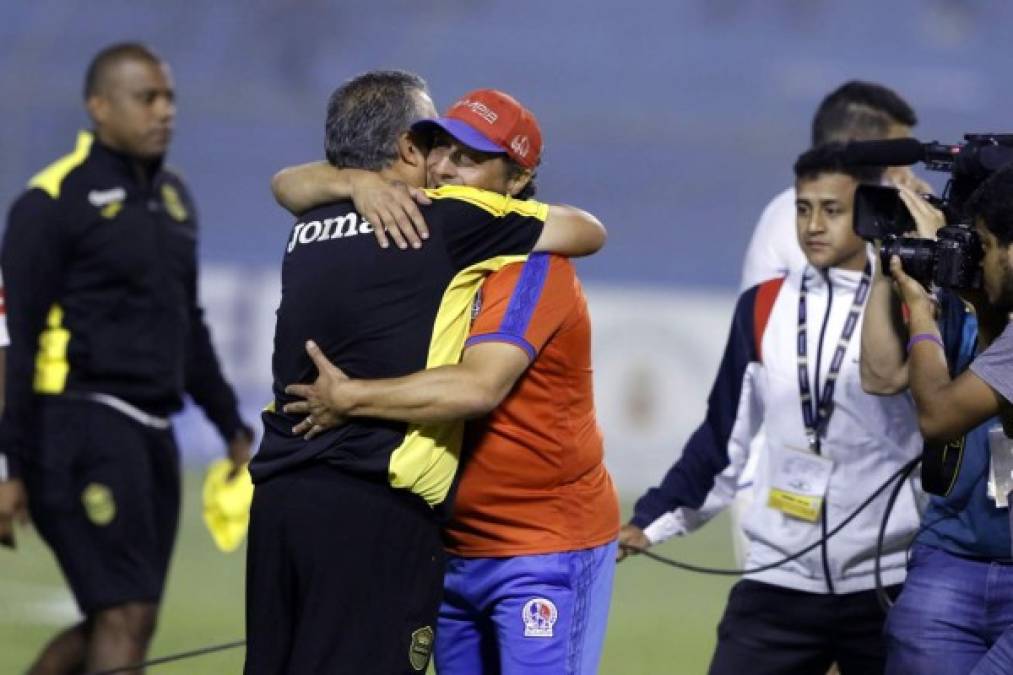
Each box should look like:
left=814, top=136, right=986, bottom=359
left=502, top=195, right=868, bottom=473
left=397, top=131, right=425, bottom=168
left=86, top=94, right=108, bottom=128
left=507, top=168, right=533, bottom=198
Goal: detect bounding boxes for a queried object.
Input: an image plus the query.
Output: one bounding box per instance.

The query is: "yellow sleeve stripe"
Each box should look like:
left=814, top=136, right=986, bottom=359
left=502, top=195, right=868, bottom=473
left=34, top=304, right=70, bottom=394
left=387, top=253, right=528, bottom=507
left=424, top=185, right=548, bottom=221
left=28, top=131, right=94, bottom=199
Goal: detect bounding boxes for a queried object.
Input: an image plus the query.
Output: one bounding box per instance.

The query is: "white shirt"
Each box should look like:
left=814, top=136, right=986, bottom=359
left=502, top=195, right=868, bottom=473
left=740, top=187, right=806, bottom=291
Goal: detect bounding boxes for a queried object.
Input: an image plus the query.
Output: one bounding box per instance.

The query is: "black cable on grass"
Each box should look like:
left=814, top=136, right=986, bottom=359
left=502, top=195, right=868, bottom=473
left=85, top=639, right=245, bottom=675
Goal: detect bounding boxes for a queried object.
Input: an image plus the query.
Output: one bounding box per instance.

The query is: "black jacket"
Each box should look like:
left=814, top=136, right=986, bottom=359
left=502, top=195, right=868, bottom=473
left=0, top=131, right=245, bottom=475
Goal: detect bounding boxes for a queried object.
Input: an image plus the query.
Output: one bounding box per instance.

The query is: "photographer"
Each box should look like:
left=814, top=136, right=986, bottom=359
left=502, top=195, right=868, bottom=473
left=890, top=164, right=1013, bottom=443
left=860, top=182, right=1013, bottom=675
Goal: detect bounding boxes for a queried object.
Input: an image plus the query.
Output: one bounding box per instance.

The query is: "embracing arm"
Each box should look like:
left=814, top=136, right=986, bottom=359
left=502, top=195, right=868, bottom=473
left=532, top=205, right=606, bottom=257
left=273, top=161, right=605, bottom=256
left=272, top=161, right=430, bottom=249
left=272, top=163, right=393, bottom=215
left=285, top=340, right=529, bottom=432
left=337, top=342, right=527, bottom=423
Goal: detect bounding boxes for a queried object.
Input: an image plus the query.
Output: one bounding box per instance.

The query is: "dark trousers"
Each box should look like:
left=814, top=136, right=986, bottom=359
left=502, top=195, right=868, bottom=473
left=709, top=579, right=898, bottom=675
left=244, top=463, right=446, bottom=675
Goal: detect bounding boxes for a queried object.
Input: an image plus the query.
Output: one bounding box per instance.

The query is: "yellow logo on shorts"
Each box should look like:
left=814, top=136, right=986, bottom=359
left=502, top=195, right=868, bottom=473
left=161, top=184, right=188, bottom=222
left=82, top=483, right=116, bottom=526
left=408, top=626, right=434, bottom=671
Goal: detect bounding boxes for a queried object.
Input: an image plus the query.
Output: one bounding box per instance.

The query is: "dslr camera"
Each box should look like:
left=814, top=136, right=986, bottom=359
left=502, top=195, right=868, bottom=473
left=850, top=133, right=1013, bottom=290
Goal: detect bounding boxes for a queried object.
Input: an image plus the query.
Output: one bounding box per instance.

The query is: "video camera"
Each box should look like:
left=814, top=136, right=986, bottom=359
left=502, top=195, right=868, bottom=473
left=848, top=134, right=1013, bottom=290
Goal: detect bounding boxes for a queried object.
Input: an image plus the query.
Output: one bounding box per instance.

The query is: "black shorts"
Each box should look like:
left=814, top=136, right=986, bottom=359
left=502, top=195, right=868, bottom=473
left=24, top=397, right=180, bottom=615
left=245, top=463, right=445, bottom=675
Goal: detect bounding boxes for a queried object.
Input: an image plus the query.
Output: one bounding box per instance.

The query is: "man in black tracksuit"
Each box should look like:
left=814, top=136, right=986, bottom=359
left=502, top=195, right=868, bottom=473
left=0, top=43, right=251, bottom=675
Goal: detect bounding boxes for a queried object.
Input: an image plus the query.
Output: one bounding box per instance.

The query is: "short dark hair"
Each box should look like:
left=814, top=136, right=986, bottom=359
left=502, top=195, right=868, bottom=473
left=506, top=160, right=538, bottom=200
left=965, top=164, right=1013, bottom=246
left=324, top=70, right=430, bottom=170
left=811, top=81, right=918, bottom=146
left=794, top=143, right=885, bottom=185
left=84, top=42, right=162, bottom=99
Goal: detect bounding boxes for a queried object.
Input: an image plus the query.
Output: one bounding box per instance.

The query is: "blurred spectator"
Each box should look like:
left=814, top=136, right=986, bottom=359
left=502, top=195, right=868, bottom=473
left=0, top=43, right=251, bottom=674
left=741, top=80, right=923, bottom=290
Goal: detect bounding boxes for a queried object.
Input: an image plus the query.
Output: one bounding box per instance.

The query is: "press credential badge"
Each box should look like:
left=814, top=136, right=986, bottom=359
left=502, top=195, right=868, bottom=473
left=768, top=446, right=834, bottom=522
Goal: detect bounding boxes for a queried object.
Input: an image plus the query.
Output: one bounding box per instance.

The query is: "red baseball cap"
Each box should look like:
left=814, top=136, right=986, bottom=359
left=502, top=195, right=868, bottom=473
left=411, top=89, right=542, bottom=169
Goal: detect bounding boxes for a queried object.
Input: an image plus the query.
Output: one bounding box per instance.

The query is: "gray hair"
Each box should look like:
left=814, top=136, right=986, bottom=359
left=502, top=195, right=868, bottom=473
left=324, top=70, right=430, bottom=170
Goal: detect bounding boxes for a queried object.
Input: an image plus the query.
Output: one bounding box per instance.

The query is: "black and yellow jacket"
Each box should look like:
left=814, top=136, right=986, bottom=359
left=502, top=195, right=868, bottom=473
left=0, top=131, right=245, bottom=476
left=254, top=185, right=548, bottom=516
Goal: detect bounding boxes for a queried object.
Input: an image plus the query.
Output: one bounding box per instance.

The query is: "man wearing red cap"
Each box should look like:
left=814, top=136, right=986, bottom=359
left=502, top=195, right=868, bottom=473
left=278, top=89, right=619, bottom=675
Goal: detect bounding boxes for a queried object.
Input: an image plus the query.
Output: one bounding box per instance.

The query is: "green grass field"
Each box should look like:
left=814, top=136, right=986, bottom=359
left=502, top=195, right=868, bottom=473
left=0, top=473, right=737, bottom=674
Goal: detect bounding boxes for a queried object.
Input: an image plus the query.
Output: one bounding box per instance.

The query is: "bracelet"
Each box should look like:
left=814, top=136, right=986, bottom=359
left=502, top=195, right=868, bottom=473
left=906, top=332, right=944, bottom=352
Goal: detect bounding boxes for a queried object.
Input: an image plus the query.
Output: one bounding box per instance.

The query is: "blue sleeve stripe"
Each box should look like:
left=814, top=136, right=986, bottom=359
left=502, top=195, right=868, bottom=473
left=498, top=253, right=550, bottom=339
left=465, top=333, right=536, bottom=361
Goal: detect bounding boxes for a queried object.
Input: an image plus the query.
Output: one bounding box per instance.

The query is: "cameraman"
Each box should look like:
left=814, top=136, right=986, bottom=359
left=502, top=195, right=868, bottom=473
left=875, top=165, right=1013, bottom=674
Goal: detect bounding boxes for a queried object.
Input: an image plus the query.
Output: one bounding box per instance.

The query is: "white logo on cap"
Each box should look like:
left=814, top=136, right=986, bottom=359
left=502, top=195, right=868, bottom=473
left=455, top=99, right=498, bottom=124
left=510, top=135, right=531, bottom=158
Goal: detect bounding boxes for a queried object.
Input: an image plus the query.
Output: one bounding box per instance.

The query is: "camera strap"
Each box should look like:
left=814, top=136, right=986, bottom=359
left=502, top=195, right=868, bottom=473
left=797, top=261, right=873, bottom=452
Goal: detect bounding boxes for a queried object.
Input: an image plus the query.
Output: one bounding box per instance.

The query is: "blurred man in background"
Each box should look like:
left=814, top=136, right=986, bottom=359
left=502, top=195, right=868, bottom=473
left=741, top=80, right=923, bottom=289
left=620, top=146, right=923, bottom=674
left=1, top=43, right=252, bottom=674
left=280, top=89, right=619, bottom=674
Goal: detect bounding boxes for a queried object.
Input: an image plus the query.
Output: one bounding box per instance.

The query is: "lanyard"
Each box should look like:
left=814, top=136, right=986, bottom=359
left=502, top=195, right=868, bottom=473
left=797, top=261, right=872, bottom=451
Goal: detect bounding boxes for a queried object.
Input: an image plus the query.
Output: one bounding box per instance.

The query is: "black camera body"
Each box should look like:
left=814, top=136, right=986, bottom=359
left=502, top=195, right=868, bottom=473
left=880, top=224, right=982, bottom=290
left=926, top=134, right=1013, bottom=213
left=849, top=133, right=1013, bottom=290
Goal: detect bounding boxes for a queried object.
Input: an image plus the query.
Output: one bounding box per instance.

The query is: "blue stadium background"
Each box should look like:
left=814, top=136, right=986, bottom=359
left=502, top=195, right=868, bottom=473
left=1, top=0, right=1010, bottom=490
left=6, top=1, right=1011, bottom=283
